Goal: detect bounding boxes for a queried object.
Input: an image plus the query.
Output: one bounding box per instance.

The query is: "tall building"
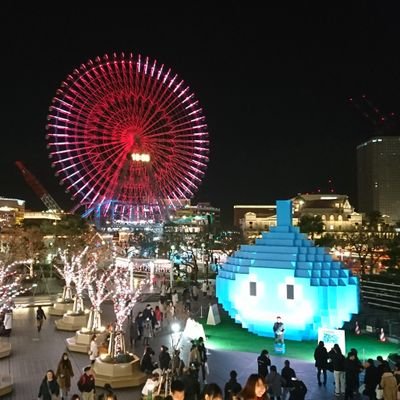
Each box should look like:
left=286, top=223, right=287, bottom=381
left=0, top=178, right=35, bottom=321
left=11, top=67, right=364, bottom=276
left=235, top=195, right=361, bottom=242
left=357, top=136, right=400, bottom=223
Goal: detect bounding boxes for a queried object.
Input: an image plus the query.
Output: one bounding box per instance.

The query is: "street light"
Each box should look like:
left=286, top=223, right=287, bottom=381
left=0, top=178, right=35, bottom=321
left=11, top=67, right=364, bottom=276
left=170, top=322, right=181, bottom=351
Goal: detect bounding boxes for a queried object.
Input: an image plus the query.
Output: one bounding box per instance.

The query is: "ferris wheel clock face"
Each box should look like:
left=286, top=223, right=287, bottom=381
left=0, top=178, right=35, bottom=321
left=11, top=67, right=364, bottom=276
left=46, top=53, right=209, bottom=221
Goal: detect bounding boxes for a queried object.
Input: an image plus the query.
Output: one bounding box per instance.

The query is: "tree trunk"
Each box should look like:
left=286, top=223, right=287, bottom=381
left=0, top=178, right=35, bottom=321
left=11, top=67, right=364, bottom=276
left=86, top=308, right=102, bottom=332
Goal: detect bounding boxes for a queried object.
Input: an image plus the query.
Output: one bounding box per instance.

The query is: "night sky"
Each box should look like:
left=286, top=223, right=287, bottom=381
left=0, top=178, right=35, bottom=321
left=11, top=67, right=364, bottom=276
left=2, top=4, right=400, bottom=226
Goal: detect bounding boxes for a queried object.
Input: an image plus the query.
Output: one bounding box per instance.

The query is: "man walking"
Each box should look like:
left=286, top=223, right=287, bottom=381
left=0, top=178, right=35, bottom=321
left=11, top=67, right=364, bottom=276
left=78, top=366, right=96, bottom=400
left=36, top=306, right=47, bottom=332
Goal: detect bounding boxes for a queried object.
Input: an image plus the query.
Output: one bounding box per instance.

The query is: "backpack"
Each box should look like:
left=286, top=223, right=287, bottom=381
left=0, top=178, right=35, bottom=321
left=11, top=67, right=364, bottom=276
left=77, top=374, right=87, bottom=392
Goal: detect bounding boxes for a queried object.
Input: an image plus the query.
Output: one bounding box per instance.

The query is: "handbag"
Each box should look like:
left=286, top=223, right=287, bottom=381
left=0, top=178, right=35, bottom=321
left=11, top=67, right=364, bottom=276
left=376, top=385, right=384, bottom=400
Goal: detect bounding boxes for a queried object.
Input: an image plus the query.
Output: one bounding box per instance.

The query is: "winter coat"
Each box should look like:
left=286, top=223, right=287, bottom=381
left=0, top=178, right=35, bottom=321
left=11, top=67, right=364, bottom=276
left=3, top=312, right=12, bottom=330
left=129, top=320, right=139, bottom=342
left=159, top=349, right=171, bottom=370
left=89, top=339, right=98, bottom=361
left=281, top=366, right=296, bottom=387
left=38, top=378, right=60, bottom=400
left=314, top=344, right=328, bottom=369
left=224, top=378, right=242, bottom=400
left=143, top=319, right=153, bottom=338
left=344, top=358, right=360, bottom=391
left=56, top=359, right=74, bottom=390
left=266, top=371, right=285, bottom=397
left=380, top=372, right=397, bottom=400
left=257, top=354, right=271, bottom=377
left=328, top=348, right=345, bottom=371
left=140, top=352, right=156, bottom=373
left=364, top=365, right=379, bottom=397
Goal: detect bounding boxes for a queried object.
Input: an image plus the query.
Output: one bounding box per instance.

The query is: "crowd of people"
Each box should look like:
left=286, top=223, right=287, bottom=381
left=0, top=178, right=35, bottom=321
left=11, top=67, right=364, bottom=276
left=31, top=277, right=400, bottom=400
left=312, top=340, right=400, bottom=400
left=37, top=363, right=117, bottom=400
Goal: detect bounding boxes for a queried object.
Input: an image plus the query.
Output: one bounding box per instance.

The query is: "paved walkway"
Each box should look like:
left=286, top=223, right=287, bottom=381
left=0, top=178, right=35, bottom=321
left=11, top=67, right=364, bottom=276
left=0, top=291, right=345, bottom=399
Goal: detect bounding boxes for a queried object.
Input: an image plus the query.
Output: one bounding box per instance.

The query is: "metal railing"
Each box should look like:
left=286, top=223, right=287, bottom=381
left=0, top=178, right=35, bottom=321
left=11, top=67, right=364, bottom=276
left=360, top=278, right=400, bottom=312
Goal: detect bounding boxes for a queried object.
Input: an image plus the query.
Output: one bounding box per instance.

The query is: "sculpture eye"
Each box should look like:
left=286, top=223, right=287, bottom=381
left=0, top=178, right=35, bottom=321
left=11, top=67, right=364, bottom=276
left=250, top=282, right=257, bottom=296
left=286, top=284, right=294, bottom=300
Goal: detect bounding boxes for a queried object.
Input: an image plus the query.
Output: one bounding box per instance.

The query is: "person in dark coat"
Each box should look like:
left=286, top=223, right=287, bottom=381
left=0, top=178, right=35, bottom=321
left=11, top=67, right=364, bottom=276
left=224, top=370, right=242, bottom=400
left=257, top=349, right=271, bottom=378
left=142, top=304, right=152, bottom=320
left=288, top=378, right=307, bottom=400
left=135, top=312, right=144, bottom=341
left=344, top=352, right=360, bottom=400
left=375, top=356, right=385, bottom=383
left=314, top=341, right=328, bottom=386
left=129, top=318, right=139, bottom=348
left=56, top=352, right=74, bottom=399
left=281, top=360, right=296, bottom=399
left=38, top=369, right=60, bottom=400
left=36, top=306, right=47, bottom=332
left=197, top=337, right=208, bottom=383
left=180, top=368, right=200, bottom=400
left=159, top=345, right=171, bottom=370
left=363, top=358, right=379, bottom=400
left=328, top=344, right=346, bottom=397
left=140, top=346, right=157, bottom=373
left=350, top=347, right=363, bottom=390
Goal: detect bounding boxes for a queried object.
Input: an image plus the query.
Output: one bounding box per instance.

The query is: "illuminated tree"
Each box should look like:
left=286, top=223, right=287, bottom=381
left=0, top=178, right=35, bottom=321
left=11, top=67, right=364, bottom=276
left=298, top=214, right=324, bottom=240
left=1, top=226, right=45, bottom=277
left=86, top=266, right=117, bottom=332
left=0, top=260, right=33, bottom=310
left=108, top=267, right=148, bottom=358
left=54, top=247, right=97, bottom=312
left=53, top=252, right=75, bottom=302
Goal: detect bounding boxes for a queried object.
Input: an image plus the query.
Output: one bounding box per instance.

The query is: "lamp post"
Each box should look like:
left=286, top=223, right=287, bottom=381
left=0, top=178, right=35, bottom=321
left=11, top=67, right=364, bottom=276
left=170, top=322, right=181, bottom=351
left=170, top=245, right=176, bottom=288
left=201, top=242, right=209, bottom=281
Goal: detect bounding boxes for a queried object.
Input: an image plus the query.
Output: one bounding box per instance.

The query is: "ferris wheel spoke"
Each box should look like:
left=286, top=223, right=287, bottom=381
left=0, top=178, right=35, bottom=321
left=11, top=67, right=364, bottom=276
left=47, top=53, right=209, bottom=217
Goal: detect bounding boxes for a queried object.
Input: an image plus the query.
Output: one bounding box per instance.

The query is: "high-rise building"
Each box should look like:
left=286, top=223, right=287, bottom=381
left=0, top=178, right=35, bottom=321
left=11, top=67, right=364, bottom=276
left=357, top=136, right=400, bottom=223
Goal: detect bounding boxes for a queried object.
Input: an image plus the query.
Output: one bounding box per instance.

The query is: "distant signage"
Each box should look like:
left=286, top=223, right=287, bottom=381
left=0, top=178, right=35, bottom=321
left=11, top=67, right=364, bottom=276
left=318, top=328, right=346, bottom=354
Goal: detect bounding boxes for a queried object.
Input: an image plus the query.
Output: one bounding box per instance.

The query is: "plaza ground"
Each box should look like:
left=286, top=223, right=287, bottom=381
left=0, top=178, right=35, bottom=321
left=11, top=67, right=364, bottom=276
left=0, top=291, right=398, bottom=399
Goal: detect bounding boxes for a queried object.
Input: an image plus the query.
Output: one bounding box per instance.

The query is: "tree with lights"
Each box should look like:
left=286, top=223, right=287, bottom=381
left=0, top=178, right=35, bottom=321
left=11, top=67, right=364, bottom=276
left=107, top=267, right=148, bottom=360
left=0, top=260, right=34, bottom=310
left=54, top=248, right=97, bottom=313
left=53, top=252, right=75, bottom=303
left=1, top=226, right=45, bottom=278
left=86, top=266, right=117, bottom=332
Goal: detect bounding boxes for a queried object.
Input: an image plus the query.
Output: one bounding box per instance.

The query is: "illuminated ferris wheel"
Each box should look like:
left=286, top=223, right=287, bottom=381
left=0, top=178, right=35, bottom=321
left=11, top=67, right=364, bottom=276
left=46, top=53, right=209, bottom=223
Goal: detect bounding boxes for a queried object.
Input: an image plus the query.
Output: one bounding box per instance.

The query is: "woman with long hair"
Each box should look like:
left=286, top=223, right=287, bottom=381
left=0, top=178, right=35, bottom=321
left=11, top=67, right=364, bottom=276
left=238, top=374, right=269, bottom=400
left=56, top=352, right=74, bottom=399
left=37, top=369, right=60, bottom=400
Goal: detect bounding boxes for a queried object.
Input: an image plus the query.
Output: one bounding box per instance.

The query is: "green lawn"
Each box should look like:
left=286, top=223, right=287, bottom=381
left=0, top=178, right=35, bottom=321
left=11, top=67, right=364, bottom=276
left=200, top=314, right=400, bottom=361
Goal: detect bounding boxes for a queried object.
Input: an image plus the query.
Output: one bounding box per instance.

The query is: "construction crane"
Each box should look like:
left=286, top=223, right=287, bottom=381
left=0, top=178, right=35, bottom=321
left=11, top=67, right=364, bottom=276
left=15, top=161, right=63, bottom=212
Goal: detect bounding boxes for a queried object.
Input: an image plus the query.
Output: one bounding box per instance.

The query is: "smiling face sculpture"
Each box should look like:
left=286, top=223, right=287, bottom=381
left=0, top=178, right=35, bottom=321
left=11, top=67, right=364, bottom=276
left=216, top=200, right=359, bottom=341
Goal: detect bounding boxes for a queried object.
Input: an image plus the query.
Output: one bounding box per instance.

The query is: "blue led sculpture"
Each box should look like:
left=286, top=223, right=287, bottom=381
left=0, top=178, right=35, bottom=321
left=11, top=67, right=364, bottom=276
left=216, top=200, right=359, bottom=341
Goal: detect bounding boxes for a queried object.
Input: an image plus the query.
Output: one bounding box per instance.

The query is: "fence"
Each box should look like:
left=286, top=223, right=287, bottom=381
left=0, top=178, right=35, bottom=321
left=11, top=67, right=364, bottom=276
left=360, top=278, right=400, bottom=312
left=358, top=278, right=400, bottom=339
